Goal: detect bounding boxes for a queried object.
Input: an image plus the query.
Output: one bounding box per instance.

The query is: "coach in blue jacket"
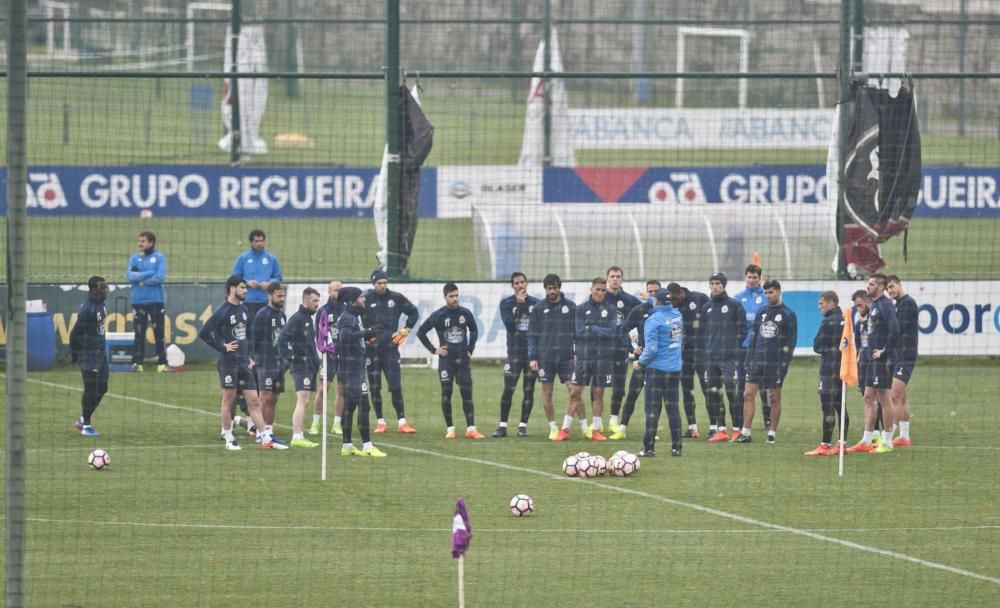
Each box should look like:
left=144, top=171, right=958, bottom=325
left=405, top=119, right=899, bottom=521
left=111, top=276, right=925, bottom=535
left=638, top=289, right=685, bottom=457
left=126, top=231, right=167, bottom=372
left=232, top=229, right=283, bottom=319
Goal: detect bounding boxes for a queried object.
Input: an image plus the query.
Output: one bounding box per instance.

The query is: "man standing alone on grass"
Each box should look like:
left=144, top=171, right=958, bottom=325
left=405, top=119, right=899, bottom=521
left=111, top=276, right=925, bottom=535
left=363, top=270, right=419, bottom=434
left=277, top=287, right=322, bottom=448
left=336, top=286, right=387, bottom=457
left=527, top=274, right=576, bottom=440
left=887, top=275, right=917, bottom=447
left=199, top=275, right=284, bottom=451
left=805, top=291, right=847, bottom=456
left=417, top=282, right=485, bottom=440
left=126, top=231, right=168, bottom=372
left=493, top=272, right=539, bottom=438
left=70, top=276, right=109, bottom=437
left=736, top=280, right=796, bottom=444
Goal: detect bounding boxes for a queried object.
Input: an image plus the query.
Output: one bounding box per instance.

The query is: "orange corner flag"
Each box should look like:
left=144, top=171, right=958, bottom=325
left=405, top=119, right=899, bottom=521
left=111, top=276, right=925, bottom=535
left=839, top=308, right=858, bottom=387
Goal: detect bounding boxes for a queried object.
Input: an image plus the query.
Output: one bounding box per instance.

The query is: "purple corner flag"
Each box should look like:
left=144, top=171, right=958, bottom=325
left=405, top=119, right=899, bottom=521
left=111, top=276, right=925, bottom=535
left=451, top=498, right=472, bottom=558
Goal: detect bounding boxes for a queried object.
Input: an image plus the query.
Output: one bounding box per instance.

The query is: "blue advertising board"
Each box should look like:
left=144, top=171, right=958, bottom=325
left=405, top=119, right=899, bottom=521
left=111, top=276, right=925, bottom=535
left=0, top=166, right=438, bottom=218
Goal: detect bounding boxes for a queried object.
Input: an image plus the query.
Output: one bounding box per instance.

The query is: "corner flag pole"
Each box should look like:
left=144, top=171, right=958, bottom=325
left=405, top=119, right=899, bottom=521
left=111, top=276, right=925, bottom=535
left=838, top=383, right=847, bottom=477
left=458, top=555, right=465, bottom=608
left=320, top=355, right=328, bottom=481
left=837, top=307, right=858, bottom=478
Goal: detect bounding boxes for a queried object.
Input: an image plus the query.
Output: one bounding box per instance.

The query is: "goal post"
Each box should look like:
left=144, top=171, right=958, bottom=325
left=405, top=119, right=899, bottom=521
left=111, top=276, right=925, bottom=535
left=675, top=26, right=751, bottom=109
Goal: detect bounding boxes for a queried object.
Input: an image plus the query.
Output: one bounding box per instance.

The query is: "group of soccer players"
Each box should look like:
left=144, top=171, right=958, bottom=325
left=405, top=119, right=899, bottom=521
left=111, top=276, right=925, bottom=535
left=70, top=230, right=919, bottom=460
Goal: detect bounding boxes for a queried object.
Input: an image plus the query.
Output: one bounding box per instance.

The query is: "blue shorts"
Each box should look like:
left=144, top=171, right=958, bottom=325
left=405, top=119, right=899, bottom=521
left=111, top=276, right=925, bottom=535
left=864, top=359, right=892, bottom=389
left=291, top=366, right=318, bottom=392
left=503, top=357, right=536, bottom=381
left=745, top=360, right=786, bottom=390
left=535, top=357, right=573, bottom=384
left=438, top=352, right=473, bottom=387
left=571, top=359, right=612, bottom=388
left=893, top=360, right=916, bottom=384
left=218, top=361, right=255, bottom=391
left=256, top=367, right=285, bottom=394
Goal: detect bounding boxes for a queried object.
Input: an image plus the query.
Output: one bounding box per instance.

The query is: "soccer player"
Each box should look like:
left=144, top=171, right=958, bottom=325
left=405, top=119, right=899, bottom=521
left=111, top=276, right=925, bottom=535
left=70, top=276, right=109, bottom=437
left=311, top=280, right=345, bottom=436
left=277, top=287, right=322, bottom=448
left=637, top=288, right=685, bottom=457
left=555, top=277, right=616, bottom=442
left=250, top=283, right=288, bottom=445
left=125, top=231, right=168, bottom=372
left=734, top=264, right=772, bottom=429
left=610, top=279, right=661, bottom=441
left=363, top=270, right=419, bottom=434
left=493, top=272, right=539, bottom=438
left=527, top=273, right=576, bottom=440
left=805, top=291, right=848, bottom=456
left=887, top=275, right=917, bottom=447
left=847, top=273, right=900, bottom=454
left=701, top=272, right=747, bottom=442
left=335, top=286, right=387, bottom=457
left=605, top=266, right=642, bottom=434
left=231, top=229, right=282, bottom=320
left=737, top=280, right=796, bottom=444
left=672, top=281, right=710, bottom=438
left=417, top=283, right=484, bottom=439
left=198, top=275, right=284, bottom=451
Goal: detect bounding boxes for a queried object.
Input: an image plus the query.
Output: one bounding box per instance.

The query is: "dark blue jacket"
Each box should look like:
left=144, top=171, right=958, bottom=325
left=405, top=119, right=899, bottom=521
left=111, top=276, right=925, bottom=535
left=277, top=305, right=320, bottom=372
left=623, top=300, right=653, bottom=349
left=702, top=292, right=747, bottom=363
left=813, top=306, right=844, bottom=377
left=198, top=301, right=253, bottom=364
left=252, top=304, right=287, bottom=371
left=606, top=288, right=642, bottom=351
left=417, top=306, right=478, bottom=356
left=678, top=288, right=710, bottom=362
left=231, top=248, right=282, bottom=304
left=894, top=294, right=919, bottom=363
left=638, top=303, right=684, bottom=372
left=125, top=249, right=167, bottom=305
left=746, top=303, right=797, bottom=370
left=69, top=294, right=107, bottom=370
left=852, top=307, right=871, bottom=364
left=362, top=288, right=419, bottom=353
left=527, top=293, right=576, bottom=360
left=866, top=294, right=899, bottom=355
left=337, top=304, right=372, bottom=377
left=500, top=293, right=540, bottom=358
left=575, top=297, right=618, bottom=361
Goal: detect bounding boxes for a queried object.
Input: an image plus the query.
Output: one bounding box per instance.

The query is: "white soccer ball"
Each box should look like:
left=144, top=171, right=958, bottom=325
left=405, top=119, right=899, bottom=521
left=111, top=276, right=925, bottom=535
left=577, top=455, right=598, bottom=478
left=612, top=450, right=629, bottom=460
left=619, top=452, right=640, bottom=476
left=88, top=449, right=110, bottom=471
left=590, top=455, right=608, bottom=476
left=562, top=454, right=582, bottom=477
left=509, top=494, right=534, bottom=517
left=574, top=451, right=592, bottom=460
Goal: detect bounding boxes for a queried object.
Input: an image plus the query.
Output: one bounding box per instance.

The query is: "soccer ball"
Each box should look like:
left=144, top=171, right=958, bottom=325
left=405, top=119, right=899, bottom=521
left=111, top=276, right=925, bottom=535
left=509, top=494, right=534, bottom=517
left=562, top=454, right=583, bottom=477
left=574, top=451, right=591, bottom=460
left=590, top=455, right=608, bottom=476
left=88, top=449, right=110, bottom=471
left=610, top=453, right=639, bottom=477
left=577, top=455, right=598, bottom=478
left=612, top=450, right=629, bottom=460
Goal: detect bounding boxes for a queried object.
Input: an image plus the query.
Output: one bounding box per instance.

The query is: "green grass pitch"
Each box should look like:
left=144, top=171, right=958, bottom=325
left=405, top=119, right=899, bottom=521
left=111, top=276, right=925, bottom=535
left=1, top=357, right=997, bottom=606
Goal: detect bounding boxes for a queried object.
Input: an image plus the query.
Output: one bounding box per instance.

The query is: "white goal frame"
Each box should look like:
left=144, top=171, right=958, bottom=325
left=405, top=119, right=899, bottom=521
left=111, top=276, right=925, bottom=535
left=675, top=26, right=750, bottom=109
left=186, top=2, right=231, bottom=72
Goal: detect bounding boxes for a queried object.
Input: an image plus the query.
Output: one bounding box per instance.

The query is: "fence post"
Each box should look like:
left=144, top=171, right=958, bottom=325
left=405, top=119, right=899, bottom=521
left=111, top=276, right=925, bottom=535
left=229, top=0, right=243, bottom=165
left=386, top=0, right=403, bottom=276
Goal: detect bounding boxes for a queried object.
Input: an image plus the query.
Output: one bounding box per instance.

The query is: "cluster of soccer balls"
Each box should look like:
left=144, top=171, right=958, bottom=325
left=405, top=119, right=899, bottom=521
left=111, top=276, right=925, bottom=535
left=88, top=449, right=110, bottom=471
left=562, top=450, right=639, bottom=478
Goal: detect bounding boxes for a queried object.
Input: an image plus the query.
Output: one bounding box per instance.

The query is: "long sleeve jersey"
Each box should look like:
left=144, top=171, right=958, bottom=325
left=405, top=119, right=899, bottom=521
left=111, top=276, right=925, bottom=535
left=231, top=248, right=282, bottom=304
left=746, top=303, right=797, bottom=370
left=417, top=306, right=478, bottom=356
left=198, top=301, right=253, bottom=364
left=336, top=304, right=371, bottom=376
left=500, top=293, right=540, bottom=358
left=574, top=298, right=618, bottom=361
left=894, top=294, right=919, bottom=363
left=866, top=294, right=899, bottom=354
left=277, top=305, right=320, bottom=371
left=606, top=288, right=642, bottom=351
left=813, top=305, right=844, bottom=377
left=362, top=288, right=419, bottom=353
left=252, top=304, right=287, bottom=371
left=679, top=289, right=710, bottom=359
left=623, top=301, right=654, bottom=349
left=638, top=304, right=684, bottom=372
left=701, top=292, right=747, bottom=363
left=125, top=249, right=167, bottom=305
left=69, top=294, right=107, bottom=369
left=527, top=294, right=576, bottom=360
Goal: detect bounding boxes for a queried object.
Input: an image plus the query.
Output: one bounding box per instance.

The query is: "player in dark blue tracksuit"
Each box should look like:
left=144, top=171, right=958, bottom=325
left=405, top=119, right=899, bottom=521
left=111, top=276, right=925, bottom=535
left=69, top=276, right=109, bottom=437
left=887, top=275, right=918, bottom=447
left=612, top=280, right=661, bottom=439
left=199, top=275, right=278, bottom=450
left=637, top=289, right=685, bottom=457
left=527, top=274, right=576, bottom=440
left=493, top=272, right=540, bottom=438
left=806, top=290, right=848, bottom=455
left=251, top=283, right=288, bottom=440
left=277, top=287, right=322, bottom=447
left=673, top=283, right=710, bottom=437
left=335, top=286, right=386, bottom=457
left=417, top=283, right=483, bottom=439
left=701, top=273, right=747, bottom=441
left=605, top=267, right=642, bottom=432
left=311, top=281, right=345, bottom=435
left=737, top=280, right=797, bottom=443
left=363, top=270, right=419, bottom=433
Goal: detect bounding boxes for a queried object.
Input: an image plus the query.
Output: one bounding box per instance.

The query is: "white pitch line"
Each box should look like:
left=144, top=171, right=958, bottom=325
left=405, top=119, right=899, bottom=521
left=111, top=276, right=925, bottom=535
left=11, top=376, right=1000, bottom=585
left=27, top=444, right=221, bottom=454
left=13, top=518, right=1000, bottom=536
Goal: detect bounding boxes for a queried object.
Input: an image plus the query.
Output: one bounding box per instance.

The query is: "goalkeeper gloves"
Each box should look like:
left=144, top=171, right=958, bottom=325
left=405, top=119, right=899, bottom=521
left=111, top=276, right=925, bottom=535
left=391, top=327, right=411, bottom=346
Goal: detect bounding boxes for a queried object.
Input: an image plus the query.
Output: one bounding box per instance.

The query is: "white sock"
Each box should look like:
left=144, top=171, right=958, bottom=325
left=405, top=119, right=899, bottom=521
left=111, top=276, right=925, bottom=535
left=618, top=424, right=627, bottom=433
left=709, top=425, right=718, bottom=432
left=498, top=421, right=508, bottom=428
left=862, top=430, right=873, bottom=444
left=398, top=417, right=408, bottom=427
left=313, top=414, right=321, bottom=424
left=378, top=418, right=386, bottom=425
left=266, top=425, right=274, bottom=434
left=292, top=433, right=303, bottom=441
left=609, top=415, right=619, bottom=426
left=343, top=442, right=353, bottom=451
left=467, top=425, right=476, bottom=433
left=549, top=420, right=558, bottom=430
left=719, top=426, right=728, bottom=433
left=882, top=430, right=893, bottom=445
left=518, top=422, right=527, bottom=428
left=562, top=415, right=573, bottom=430
left=224, top=431, right=236, bottom=442
left=579, top=419, right=589, bottom=433
left=334, top=416, right=342, bottom=425
left=768, top=430, right=776, bottom=438
left=742, top=428, right=751, bottom=436
left=447, top=426, right=455, bottom=434
left=363, top=441, right=373, bottom=450
left=689, top=423, right=698, bottom=431
left=899, top=421, right=910, bottom=440
left=592, top=416, right=602, bottom=431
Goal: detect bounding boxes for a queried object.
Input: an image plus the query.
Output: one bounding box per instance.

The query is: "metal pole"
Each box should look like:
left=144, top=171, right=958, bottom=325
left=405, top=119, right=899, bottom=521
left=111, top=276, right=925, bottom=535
left=385, top=0, right=402, bottom=276
left=285, top=0, right=299, bottom=98
left=958, top=0, right=967, bottom=136
left=229, top=0, right=243, bottom=165
left=835, top=0, right=855, bottom=279
left=6, top=0, right=29, bottom=605
left=851, top=0, right=864, bottom=75
left=542, top=0, right=552, bottom=166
